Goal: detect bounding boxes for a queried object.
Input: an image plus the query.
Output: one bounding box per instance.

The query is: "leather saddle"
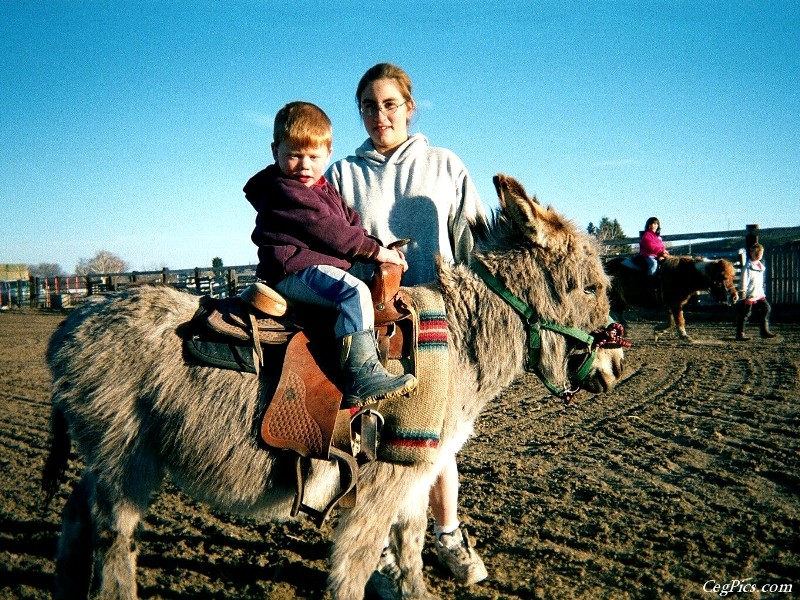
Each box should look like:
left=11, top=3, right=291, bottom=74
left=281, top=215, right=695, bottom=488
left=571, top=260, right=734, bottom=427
left=182, top=241, right=416, bottom=526
left=620, top=254, right=649, bottom=273
left=618, top=255, right=662, bottom=306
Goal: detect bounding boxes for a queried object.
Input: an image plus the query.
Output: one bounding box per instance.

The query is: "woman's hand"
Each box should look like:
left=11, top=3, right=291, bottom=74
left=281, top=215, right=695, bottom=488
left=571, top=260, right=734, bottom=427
left=376, top=246, right=409, bottom=271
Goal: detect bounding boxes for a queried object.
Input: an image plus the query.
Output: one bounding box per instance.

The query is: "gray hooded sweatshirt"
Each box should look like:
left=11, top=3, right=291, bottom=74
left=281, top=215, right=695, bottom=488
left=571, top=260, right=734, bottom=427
left=327, top=134, right=487, bottom=285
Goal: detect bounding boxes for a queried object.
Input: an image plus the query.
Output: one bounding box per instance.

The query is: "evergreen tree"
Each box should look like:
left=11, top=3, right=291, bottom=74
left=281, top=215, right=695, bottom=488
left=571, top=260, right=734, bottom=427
left=588, top=217, right=631, bottom=254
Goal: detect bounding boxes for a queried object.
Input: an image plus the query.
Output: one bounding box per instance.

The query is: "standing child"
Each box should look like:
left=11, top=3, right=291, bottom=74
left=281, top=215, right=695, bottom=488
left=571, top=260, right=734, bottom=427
left=244, top=101, right=417, bottom=406
left=736, top=242, right=776, bottom=341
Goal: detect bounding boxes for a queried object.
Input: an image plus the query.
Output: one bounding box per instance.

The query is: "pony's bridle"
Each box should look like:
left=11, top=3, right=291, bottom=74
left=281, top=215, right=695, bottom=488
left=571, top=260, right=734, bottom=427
left=473, top=260, right=628, bottom=402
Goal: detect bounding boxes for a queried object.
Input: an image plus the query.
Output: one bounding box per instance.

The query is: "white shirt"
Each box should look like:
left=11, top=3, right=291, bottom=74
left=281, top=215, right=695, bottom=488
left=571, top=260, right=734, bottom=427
left=742, top=259, right=766, bottom=302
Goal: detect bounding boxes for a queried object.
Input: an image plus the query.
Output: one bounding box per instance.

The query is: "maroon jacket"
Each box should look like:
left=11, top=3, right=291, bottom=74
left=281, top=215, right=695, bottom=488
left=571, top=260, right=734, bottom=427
left=244, top=164, right=381, bottom=284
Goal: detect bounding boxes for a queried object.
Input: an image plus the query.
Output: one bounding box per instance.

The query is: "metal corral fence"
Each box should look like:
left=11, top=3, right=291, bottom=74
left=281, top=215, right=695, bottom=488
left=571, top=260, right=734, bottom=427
left=1, top=265, right=259, bottom=310
left=2, top=225, right=799, bottom=311
left=602, top=224, right=800, bottom=308
left=769, top=240, right=800, bottom=306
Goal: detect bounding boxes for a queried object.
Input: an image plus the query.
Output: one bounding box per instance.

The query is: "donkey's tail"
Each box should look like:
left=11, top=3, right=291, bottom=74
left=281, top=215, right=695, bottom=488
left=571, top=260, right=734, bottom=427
left=41, top=406, right=71, bottom=509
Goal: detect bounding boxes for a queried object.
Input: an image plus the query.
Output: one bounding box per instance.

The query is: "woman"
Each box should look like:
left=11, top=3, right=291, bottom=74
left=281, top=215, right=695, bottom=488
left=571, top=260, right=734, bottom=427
left=327, top=63, right=488, bottom=586
left=639, top=216, right=669, bottom=302
left=639, top=216, right=669, bottom=277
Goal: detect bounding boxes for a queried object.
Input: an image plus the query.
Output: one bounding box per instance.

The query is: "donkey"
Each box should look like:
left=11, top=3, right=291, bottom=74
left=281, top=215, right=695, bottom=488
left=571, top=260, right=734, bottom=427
left=42, top=174, right=626, bottom=600
left=605, top=254, right=738, bottom=341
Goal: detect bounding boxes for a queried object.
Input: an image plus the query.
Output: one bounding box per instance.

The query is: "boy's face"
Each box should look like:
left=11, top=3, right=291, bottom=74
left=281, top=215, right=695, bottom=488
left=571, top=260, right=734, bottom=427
left=272, top=141, right=331, bottom=187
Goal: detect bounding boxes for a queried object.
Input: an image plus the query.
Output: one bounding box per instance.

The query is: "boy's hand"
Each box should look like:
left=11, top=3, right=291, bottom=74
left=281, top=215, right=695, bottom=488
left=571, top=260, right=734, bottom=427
left=376, top=246, right=409, bottom=271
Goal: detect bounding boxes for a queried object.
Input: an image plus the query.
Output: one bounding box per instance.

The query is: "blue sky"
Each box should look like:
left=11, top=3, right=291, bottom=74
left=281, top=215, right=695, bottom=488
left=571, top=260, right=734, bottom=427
left=2, top=1, right=798, bottom=273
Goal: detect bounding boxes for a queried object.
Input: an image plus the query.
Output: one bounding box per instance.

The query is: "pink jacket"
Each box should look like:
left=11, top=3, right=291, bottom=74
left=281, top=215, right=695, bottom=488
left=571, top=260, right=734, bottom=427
left=639, top=230, right=666, bottom=257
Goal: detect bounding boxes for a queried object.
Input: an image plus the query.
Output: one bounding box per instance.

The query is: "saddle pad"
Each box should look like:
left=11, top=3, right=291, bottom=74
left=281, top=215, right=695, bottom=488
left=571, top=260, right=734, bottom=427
left=333, top=283, right=449, bottom=465
left=184, top=335, right=258, bottom=373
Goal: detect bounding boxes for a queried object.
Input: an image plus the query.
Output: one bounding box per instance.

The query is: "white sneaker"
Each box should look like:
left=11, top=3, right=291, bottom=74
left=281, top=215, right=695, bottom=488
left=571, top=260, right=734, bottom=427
left=435, top=527, right=488, bottom=585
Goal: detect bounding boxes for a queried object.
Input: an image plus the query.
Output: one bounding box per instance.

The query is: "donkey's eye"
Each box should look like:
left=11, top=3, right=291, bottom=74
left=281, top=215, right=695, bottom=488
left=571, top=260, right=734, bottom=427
left=584, top=285, right=598, bottom=297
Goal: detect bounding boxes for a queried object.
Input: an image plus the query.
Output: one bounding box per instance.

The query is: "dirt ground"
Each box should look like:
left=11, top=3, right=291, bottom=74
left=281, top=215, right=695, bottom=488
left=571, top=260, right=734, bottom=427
left=1, top=307, right=798, bottom=599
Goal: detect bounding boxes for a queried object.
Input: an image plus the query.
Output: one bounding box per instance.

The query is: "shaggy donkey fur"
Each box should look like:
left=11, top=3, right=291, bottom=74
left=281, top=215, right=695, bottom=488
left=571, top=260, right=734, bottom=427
left=42, top=174, right=624, bottom=600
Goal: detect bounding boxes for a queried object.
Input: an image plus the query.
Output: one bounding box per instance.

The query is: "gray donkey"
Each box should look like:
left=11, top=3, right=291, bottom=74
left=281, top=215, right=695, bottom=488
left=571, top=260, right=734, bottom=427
left=42, top=174, right=626, bottom=599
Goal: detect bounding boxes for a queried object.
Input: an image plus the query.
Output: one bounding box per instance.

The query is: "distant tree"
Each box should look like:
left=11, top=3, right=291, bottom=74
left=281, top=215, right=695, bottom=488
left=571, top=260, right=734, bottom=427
left=75, top=250, right=128, bottom=275
left=212, top=257, right=223, bottom=268
left=28, top=263, right=63, bottom=278
left=588, top=217, right=631, bottom=254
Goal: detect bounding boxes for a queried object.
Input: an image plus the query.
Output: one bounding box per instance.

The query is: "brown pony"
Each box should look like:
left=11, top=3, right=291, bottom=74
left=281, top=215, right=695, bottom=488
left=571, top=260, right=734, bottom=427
left=606, top=255, right=738, bottom=340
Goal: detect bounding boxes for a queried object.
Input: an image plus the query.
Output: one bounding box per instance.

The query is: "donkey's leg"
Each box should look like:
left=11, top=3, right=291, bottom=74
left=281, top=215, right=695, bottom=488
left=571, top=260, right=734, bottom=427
left=653, top=308, right=673, bottom=341
left=89, top=477, right=149, bottom=600
left=54, top=474, right=94, bottom=600
left=328, top=462, right=430, bottom=600
left=89, top=446, right=163, bottom=600
left=391, top=485, right=436, bottom=600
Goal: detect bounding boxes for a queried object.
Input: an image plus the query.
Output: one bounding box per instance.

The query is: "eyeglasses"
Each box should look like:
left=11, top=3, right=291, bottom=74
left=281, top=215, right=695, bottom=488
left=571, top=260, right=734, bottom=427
left=359, top=100, right=407, bottom=118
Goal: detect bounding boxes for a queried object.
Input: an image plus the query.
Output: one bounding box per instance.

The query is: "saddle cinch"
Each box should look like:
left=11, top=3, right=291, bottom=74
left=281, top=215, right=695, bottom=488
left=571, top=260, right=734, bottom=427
left=183, top=253, right=417, bottom=527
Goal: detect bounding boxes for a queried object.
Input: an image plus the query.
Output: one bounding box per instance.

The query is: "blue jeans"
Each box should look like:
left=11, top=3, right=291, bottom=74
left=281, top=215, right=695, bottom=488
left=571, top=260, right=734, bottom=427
left=274, top=265, right=373, bottom=339
left=642, top=256, right=659, bottom=276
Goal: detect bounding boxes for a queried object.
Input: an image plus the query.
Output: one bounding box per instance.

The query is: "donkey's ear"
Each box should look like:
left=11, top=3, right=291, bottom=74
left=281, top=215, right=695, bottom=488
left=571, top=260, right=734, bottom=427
left=493, top=174, right=547, bottom=244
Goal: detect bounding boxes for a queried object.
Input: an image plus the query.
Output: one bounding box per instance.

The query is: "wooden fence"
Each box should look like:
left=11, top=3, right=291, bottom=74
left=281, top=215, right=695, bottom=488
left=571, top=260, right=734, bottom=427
left=2, top=224, right=798, bottom=310
left=1, top=265, right=259, bottom=310
left=768, top=240, right=800, bottom=306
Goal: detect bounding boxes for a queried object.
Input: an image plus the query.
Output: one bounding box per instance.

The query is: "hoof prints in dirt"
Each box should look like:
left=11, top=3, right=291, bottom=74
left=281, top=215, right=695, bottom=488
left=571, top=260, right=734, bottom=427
left=1, top=311, right=798, bottom=599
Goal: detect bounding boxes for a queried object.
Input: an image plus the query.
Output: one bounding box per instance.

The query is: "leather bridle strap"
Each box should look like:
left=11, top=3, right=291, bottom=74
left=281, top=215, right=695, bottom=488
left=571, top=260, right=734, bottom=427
left=472, top=260, right=597, bottom=398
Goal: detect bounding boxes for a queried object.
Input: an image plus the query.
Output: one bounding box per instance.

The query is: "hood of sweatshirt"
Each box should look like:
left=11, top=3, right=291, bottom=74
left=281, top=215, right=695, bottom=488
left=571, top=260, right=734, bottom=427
left=354, top=133, right=429, bottom=166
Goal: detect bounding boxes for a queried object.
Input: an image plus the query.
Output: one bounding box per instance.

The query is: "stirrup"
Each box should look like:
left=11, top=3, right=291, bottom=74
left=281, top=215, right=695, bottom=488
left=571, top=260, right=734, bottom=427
left=350, top=408, right=385, bottom=464
left=290, top=447, right=359, bottom=528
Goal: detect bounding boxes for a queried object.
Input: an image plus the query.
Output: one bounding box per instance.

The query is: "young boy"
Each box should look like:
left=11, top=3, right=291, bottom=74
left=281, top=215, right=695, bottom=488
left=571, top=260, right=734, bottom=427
left=244, top=101, right=417, bottom=406
left=736, top=242, right=776, bottom=341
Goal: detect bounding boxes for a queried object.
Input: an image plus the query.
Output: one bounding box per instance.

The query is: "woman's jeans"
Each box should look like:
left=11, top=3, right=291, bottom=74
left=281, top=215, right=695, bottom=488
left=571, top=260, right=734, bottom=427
left=642, top=256, right=659, bottom=276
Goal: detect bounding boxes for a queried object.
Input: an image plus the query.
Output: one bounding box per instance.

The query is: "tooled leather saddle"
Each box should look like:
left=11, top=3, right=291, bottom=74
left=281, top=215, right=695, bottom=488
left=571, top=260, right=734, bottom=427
left=182, top=242, right=416, bottom=526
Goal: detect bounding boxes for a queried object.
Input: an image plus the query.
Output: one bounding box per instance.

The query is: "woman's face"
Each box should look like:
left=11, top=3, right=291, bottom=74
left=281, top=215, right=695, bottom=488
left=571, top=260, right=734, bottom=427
left=360, top=78, right=412, bottom=155
left=648, top=221, right=659, bottom=232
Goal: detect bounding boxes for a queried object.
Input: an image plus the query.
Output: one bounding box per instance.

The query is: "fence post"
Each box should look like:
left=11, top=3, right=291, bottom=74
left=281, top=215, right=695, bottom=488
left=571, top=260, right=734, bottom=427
left=162, top=267, right=169, bottom=285
left=227, top=268, right=238, bottom=297
left=745, top=224, right=760, bottom=250
left=29, top=276, right=38, bottom=308
left=195, top=268, right=201, bottom=294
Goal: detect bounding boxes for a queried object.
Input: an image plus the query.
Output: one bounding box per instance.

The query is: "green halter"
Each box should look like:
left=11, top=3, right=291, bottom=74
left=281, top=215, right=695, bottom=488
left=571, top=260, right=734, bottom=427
left=472, top=260, right=598, bottom=399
